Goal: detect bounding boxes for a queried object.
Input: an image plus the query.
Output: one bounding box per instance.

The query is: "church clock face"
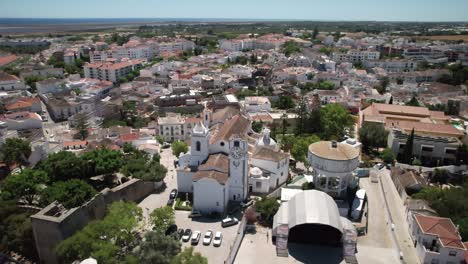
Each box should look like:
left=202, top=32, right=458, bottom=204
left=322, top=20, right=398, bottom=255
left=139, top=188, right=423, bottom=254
left=230, top=146, right=245, bottom=159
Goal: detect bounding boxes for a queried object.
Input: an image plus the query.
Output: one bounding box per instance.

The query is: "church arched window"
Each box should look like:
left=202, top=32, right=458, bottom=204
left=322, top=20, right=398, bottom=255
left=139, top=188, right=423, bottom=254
left=196, top=141, right=201, bottom=151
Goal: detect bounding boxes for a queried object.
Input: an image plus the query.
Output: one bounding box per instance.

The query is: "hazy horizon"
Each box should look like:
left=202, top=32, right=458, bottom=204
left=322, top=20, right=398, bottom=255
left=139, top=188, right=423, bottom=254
left=1, top=0, right=468, bottom=22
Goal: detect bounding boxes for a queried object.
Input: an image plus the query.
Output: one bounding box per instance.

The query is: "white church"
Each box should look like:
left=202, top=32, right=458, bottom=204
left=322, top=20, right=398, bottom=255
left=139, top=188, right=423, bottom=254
left=176, top=106, right=290, bottom=214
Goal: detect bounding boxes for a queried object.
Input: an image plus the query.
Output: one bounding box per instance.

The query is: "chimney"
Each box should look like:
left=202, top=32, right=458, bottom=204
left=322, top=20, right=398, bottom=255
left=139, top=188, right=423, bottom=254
left=331, top=141, right=337, bottom=148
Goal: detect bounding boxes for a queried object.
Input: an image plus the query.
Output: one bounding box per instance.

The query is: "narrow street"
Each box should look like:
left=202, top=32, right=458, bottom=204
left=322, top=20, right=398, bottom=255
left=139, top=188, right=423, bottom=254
left=378, top=168, right=420, bottom=264
left=138, top=147, right=178, bottom=219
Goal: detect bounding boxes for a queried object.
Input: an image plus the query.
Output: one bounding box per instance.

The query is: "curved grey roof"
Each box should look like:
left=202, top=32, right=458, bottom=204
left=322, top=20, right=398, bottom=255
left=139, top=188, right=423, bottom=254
left=273, top=190, right=343, bottom=234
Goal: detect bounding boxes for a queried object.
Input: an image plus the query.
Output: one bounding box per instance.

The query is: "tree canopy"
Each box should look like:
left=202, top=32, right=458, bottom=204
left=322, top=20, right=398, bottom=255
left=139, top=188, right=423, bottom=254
left=37, top=151, right=89, bottom=182
left=290, top=135, right=320, bottom=163
left=1, top=169, right=48, bottom=204
left=56, top=202, right=142, bottom=264
left=150, top=206, right=175, bottom=233
left=320, top=103, right=354, bottom=140
left=135, top=231, right=181, bottom=264
left=273, top=96, right=296, bottom=110
left=172, top=141, right=188, bottom=158
left=254, top=196, right=280, bottom=227
left=0, top=138, right=31, bottom=169
left=171, top=247, right=208, bottom=264
left=359, top=122, right=388, bottom=153
left=40, top=179, right=97, bottom=209
left=81, top=148, right=124, bottom=176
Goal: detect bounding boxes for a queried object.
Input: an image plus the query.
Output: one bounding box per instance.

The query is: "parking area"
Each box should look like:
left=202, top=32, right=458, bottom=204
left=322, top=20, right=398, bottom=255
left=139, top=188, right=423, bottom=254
left=175, top=211, right=239, bottom=264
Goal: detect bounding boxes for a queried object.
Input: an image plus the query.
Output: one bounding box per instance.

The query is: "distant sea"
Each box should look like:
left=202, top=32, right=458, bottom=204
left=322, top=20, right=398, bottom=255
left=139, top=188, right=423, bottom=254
left=0, top=17, right=268, bottom=26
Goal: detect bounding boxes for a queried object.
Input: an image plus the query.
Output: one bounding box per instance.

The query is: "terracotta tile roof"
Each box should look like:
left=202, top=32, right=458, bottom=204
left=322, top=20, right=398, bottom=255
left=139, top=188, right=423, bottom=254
left=415, top=215, right=466, bottom=250
left=119, top=133, right=139, bottom=142
left=250, top=114, right=273, bottom=122
left=371, top=103, right=430, bottom=117
left=252, top=147, right=289, bottom=162
left=5, top=101, right=32, bottom=110
left=210, top=114, right=250, bottom=144
left=0, top=72, right=19, bottom=82
left=192, top=170, right=228, bottom=185
left=199, top=153, right=229, bottom=172
left=211, top=106, right=240, bottom=124
left=0, top=54, right=17, bottom=66
left=185, top=117, right=201, bottom=123
left=387, top=120, right=463, bottom=138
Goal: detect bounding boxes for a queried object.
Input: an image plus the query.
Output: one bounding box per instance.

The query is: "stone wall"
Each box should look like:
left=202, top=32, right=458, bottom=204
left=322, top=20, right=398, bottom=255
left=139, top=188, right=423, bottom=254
left=31, top=179, right=157, bottom=264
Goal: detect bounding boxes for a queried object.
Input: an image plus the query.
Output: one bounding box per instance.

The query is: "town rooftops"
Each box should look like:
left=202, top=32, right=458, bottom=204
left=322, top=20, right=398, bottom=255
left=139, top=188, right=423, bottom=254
left=365, top=103, right=431, bottom=117
left=387, top=120, right=463, bottom=138
left=210, top=114, right=250, bottom=144
left=252, top=147, right=289, bottom=162
left=5, top=97, right=39, bottom=111
left=414, top=214, right=466, bottom=250
left=192, top=170, right=228, bottom=185
left=308, top=141, right=359, bottom=161
left=0, top=72, right=19, bottom=82
left=199, top=153, right=229, bottom=172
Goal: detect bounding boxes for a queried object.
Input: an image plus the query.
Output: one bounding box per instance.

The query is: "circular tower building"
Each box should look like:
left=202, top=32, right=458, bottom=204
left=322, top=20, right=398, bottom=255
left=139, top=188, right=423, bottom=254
left=308, top=141, right=359, bottom=198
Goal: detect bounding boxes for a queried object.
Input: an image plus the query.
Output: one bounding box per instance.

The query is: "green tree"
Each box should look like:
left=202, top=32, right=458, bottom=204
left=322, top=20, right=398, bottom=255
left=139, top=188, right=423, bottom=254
left=135, top=231, right=181, bottom=264
left=405, top=95, right=420, bottom=107
left=171, top=247, right=208, bottom=264
left=41, top=179, right=97, bottom=209
left=320, top=104, right=353, bottom=140
left=81, top=148, right=123, bottom=176
left=0, top=138, right=31, bottom=171
left=155, top=135, right=165, bottom=144
left=252, top=121, right=264, bottom=133
left=282, top=41, right=302, bottom=57
left=280, top=113, right=288, bottom=136
left=171, top=141, right=188, bottom=158
left=56, top=202, right=142, bottom=264
left=24, top=75, right=45, bottom=92
left=150, top=206, right=175, bottom=233
left=380, top=148, right=395, bottom=164
left=295, top=96, right=308, bottom=135
left=1, top=169, right=48, bottom=204
left=273, top=96, right=295, bottom=109
left=38, top=151, right=89, bottom=181
left=291, top=135, right=320, bottom=163
left=312, top=27, right=319, bottom=40
left=73, top=113, right=89, bottom=140
left=412, top=158, right=422, bottom=166
left=0, top=203, right=37, bottom=261
left=402, top=129, right=415, bottom=164
left=318, top=80, right=335, bottom=90
left=359, top=123, right=389, bottom=153
left=135, top=161, right=167, bottom=182
left=254, top=196, right=280, bottom=227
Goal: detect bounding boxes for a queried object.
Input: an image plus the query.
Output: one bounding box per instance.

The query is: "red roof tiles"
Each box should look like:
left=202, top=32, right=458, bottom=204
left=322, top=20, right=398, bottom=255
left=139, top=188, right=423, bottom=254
left=415, top=215, right=466, bottom=250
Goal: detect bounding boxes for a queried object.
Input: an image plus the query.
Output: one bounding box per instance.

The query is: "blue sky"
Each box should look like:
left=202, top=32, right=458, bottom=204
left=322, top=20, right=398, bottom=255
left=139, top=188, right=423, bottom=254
left=1, top=0, right=468, bottom=21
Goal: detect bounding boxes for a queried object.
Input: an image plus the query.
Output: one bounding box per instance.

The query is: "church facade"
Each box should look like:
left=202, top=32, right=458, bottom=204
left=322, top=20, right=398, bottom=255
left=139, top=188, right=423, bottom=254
left=176, top=106, right=290, bottom=214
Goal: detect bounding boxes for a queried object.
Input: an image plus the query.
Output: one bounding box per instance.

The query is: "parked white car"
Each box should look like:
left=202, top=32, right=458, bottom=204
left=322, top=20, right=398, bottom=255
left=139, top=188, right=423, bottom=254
left=191, top=231, right=201, bottom=245
left=213, top=231, right=222, bottom=247
left=203, top=230, right=213, bottom=245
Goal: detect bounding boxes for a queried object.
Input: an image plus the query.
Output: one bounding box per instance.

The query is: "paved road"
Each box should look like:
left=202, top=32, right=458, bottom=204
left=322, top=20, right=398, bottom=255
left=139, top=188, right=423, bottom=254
left=358, top=177, right=393, bottom=249
left=379, top=168, right=420, bottom=264
left=138, top=147, right=178, bottom=219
